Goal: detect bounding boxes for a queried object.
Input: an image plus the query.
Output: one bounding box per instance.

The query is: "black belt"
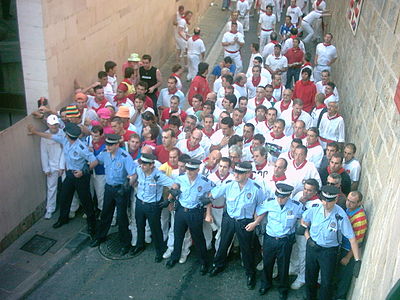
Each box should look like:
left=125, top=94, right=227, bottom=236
left=180, top=205, right=202, bottom=212
left=106, top=183, right=123, bottom=188
left=266, top=233, right=294, bottom=240
left=135, top=195, right=161, bottom=206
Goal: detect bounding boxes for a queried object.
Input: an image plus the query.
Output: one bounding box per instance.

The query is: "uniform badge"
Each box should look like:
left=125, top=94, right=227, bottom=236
left=247, top=193, right=252, bottom=199
left=329, top=222, right=337, bottom=231
left=287, top=210, right=293, bottom=216
left=198, top=186, right=202, bottom=192
left=73, top=151, right=78, bottom=156
left=116, top=162, right=122, bottom=168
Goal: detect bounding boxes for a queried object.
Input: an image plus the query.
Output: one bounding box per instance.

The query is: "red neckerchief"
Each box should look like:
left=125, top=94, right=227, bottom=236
left=273, top=84, right=282, bottom=89
left=183, top=16, right=190, bottom=25
left=327, top=166, right=345, bottom=174
left=215, top=170, right=230, bottom=182
left=307, top=141, right=321, bottom=148
left=92, top=138, right=105, bottom=150
left=239, top=0, right=245, bottom=2
left=167, top=161, right=179, bottom=169
left=271, top=40, right=279, bottom=44
left=266, top=12, right=272, bottom=16
left=255, top=97, right=266, bottom=107
left=323, top=43, right=331, bottom=47
left=235, top=82, right=245, bottom=87
left=266, top=121, right=274, bottom=130
left=293, top=159, right=307, bottom=170
left=292, top=133, right=307, bottom=140
left=186, top=139, right=200, bottom=151
left=270, top=132, right=284, bottom=139
left=171, top=72, right=181, bottom=79
left=327, top=113, right=340, bottom=120
left=272, top=174, right=287, bottom=182
left=202, top=128, right=215, bottom=138
left=250, top=145, right=254, bottom=154
left=316, top=103, right=326, bottom=109
left=244, top=137, right=253, bottom=144
left=256, top=160, right=268, bottom=171
left=325, top=92, right=334, bottom=99
left=302, top=62, right=312, bottom=67
left=290, top=4, right=296, bottom=8
left=192, top=34, right=201, bottom=42
left=93, top=98, right=108, bottom=112
left=290, top=35, right=297, bottom=39
left=168, top=88, right=178, bottom=95
left=292, top=110, right=301, bottom=122
left=288, top=152, right=293, bottom=160
left=114, top=96, right=128, bottom=106
left=267, top=95, right=277, bottom=103
left=307, top=195, right=320, bottom=201
left=280, top=100, right=291, bottom=112
left=203, top=157, right=216, bottom=170
left=129, top=148, right=140, bottom=160
left=230, top=30, right=238, bottom=34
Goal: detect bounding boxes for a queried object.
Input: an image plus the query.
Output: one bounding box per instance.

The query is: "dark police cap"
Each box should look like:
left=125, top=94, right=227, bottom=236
left=105, top=134, right=121, bottom=145
left=185, top=159, right=202, bottom=170
left=275, top=183, right=294, bottom=198
left=139, top=153, right=156, bottom=164
left=234, top=162, right=252, bottom=173
left=321, top=185, right=340, bottom=202
left=63, top=122, right=81, bottom=139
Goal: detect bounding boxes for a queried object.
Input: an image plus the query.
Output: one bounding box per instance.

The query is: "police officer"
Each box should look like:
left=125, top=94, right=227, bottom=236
left=165, top=159, right=214, bottom=275
left=28, top=122, right=97, bottom=235
left=258, top=183, right=303, bottom=300
left=129, top=153, right=174, bottom=262
left=208, top=162, right=264, bottom=290
left=90, top=134, right=136, bottom=255
left=301, top=185, right=362, bottom=300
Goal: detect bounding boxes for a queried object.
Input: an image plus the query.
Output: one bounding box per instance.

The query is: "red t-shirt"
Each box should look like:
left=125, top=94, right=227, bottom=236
left=187, top=75, right=211, bottom=106
left=285, top=48, right=305, bottom=66
left=293, top=80, right=317, bottom=112
left=154, top=145, right=170, bottom=164
left=161, top=109, right=187, bottom=123
left=121, top=129, right=136, bottom=142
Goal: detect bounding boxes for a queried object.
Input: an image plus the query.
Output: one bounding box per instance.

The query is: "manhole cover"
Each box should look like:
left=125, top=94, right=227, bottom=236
left=20, top=234, right=57, bottom=256
left=98, top=232, right=134, bottom=260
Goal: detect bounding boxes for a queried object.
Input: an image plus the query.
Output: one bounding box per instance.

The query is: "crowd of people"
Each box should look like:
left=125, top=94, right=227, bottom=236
left=27, top=1, right=368, bottom=300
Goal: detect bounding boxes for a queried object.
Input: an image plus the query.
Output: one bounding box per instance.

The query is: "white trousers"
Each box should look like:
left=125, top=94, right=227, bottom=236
left=203, top=207, right=224, bottom=251
left=46, top=171, right=59, bottom=213
left=187, top=53, right=201, bottom=81
left=301, top=20, right=314, bottom=44
left=259, top=30, right=272, bottom=51
left=290, top=234, right=307, bottom=283
left=90, top=174, right=105, bottom=210
left=238, top=16, right=250, bottom=32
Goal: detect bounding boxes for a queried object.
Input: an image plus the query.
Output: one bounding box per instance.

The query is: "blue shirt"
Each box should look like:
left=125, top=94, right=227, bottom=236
left=134, top=167, right=174, bottom=203
left=175, top=174, right=214, bottom=209
left=52, top=135, right=96, bottom=171
left=303, top=204, right=355, bottom=248
left=211, top=179, right=264, bottom=219
left=258, top=196, right=303, bottom=237
left=280, top=24, right=295, bottom=36
left=211, top=64, right=236, bottom=77
left=96, top=148, right=136, bottom=185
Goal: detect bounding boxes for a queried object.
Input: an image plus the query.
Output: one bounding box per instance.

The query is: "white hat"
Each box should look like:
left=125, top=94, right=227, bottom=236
left=47, top=114, right=59, bottom=125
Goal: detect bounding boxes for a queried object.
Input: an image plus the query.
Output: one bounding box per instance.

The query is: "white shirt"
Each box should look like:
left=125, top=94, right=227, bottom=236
left=40, top=129, right=65, bottom=173
left=293, top=191, right=322, bottom=210
left=107, top=75, right=117, bottom=93
left=246, top=66, right=271, bottom=80
left=274, top=100, right=293, bottom=117
left=343, top=159, right=361, bottom=182
left=306, top=143, right=324, bottom=169
left=262, top=42, right=279, bottom=60
left=282, top=38, right=306, bottom=54
left=222, top=31, right=245, bottom=53
left=233, top=122, right=244, bottom=136
left=246, top=75, right=271, bottom=99
left=176, top=139, right=206, bottom=160
left=246, top=52, right=263, bottom=76
left=315, top=80, right=340, bottom=101
left=286, top=6, right=303, bottom=24
left=280, top=107, right=312, bottom=135
left=265, top=54, right=288, bottom=72
left=213, top=76, right=223, bottom=93
left=247, top=97, right=272, bottom=111
left=265, top=133, right=291, bottom=162
left=216, top=87, right=241, bottom=107
left=303, top=10, right=322, bottom=25
left=312, top=0, right=327, bottom=11
left=315, top=43, right=338, bottom=66
left=243, top=108, right=255, bottom=122
left=103, top=83, right=115, bottom=103
left=272, top=84, right=284, bottom=102
left=286, top=160, right=322, bottom=195
left=318, top=113, right=345, bottom=144
left=233, top=83, right=248, bottom=98
left=259, top=13, right=276, bottom=31
left=157, top=88, right=186, bottom=108
left=237, top=0, right=250, bottom=17
left=176, top=18, right=188, bottom=41
left=225, top=20, right=244, bottom=35
left=87, top=96, right=112, bottom=111
left=310, top=106, right=325, bottom=127
left=255, top=121, right=274, bottom=135
left=187, top=37, right=206, bottom=56
left=210, top=129, right=230, bottom=155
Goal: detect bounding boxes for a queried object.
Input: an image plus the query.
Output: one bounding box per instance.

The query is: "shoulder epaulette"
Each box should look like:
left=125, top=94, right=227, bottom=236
left=79, top=144, right=85, bottom=150
left=225, top=180, right=232, bottom=184
left=292, top=200, right=300, bottom=205
left=335, top=213, right=343, bottom=221
left=267, top=197, right=275, bottom=201
left=201, top=176, right=209, bottom=182
left=121, top=152, right=127, bottom=157
left=253, top=182, right=261, bottom=189
left=312, top=203, right=320, bottom=207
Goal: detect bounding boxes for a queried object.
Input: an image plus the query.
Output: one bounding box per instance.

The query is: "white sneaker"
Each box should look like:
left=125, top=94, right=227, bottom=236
left=291, top=279, right=305, bottom=290
left=69, top=211, right=76, bottom=219
left=82, top=213, right=87, bottom=219
left=179, top=250, right=190, bottom=264
left=256, top=260, right=264, bottom=271
left=44, top=211, right=52, bottom=219
left=145, top=236, right=152, bottom=244
left=163, top=248, right=173, bottom=259
left=111, top=216, right=117, bottom=226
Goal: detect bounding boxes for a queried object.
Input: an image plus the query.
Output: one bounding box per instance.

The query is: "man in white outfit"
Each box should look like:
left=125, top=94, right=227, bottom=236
left=186, top=27, right=206, bottom=81
left=222, top=22, right=245, bottom=73
left=258, top=5, right=276, bottom=51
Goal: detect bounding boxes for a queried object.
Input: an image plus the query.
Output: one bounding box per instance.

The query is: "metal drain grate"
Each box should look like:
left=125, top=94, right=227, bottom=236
left=98, top=232, right=134, bottom=260
left=20, top=234, right=57, bottom=256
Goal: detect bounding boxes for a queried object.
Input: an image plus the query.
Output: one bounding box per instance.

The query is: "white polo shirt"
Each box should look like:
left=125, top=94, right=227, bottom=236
left=187, top=37, right=206, bottom=56
left=315, top=43, right=338, bottom=66
left=259, top=13, right=276, bottom=31
left=265, top=54, right=288, bottom=72
left=343, top=159, right=361, bottom=182
left=222, top=31, right=245, bottom=53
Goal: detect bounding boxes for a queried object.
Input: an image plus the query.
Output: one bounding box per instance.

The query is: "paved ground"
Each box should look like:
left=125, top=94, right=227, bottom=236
left=3, top=2, right=316, bottom=300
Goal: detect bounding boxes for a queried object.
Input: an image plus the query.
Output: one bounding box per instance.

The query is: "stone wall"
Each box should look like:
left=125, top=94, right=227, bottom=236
left=327, top=0, right=400, bottom=299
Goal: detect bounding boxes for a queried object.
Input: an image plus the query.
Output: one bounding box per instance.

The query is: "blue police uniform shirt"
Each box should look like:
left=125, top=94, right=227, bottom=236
left=52, top=134, right=96, bottom=170
left=134, top=167, right=174, bottom=203
left=257, top=196, right=303, bottom=237
left=211, top=178, right=264, bottom=219
left=302, top=204, right=355, bottom=248
left=175, top=174, right=214, bottom=209
left=96, top=148, right=136, bottom=186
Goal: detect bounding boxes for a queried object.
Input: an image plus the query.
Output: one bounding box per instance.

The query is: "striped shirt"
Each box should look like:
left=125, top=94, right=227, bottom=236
left=342, top=207, right=367, bottom=251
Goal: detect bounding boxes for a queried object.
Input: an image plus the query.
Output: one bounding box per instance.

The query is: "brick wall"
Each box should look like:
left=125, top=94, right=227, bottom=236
left=327, top=0, right=400, bottom=299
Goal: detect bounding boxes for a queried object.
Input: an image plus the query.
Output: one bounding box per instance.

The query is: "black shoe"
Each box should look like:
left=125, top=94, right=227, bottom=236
left=52, top=220, right=68, bottom=229
left=154, top=255, right=163, bottom=263
left=247, top=274, right=256, bottom=290
left=200, top=264, right=208, bottom=275
left=131, top=246, right=144, bottom=256
left=258, top=287, right=270, bottom=296
left=279, top=292, right=288, bottom=300
left=209, top=266, right=223, bottom=277
left=166, top=259, right=178, bottom=269
left=90, top=239, right=101, bottom=248
left=120, top=246, right=133, bottom=256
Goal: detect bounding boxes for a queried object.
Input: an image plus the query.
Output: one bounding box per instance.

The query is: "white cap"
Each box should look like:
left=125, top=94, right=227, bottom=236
left=47, top=114, right=59, bottom=125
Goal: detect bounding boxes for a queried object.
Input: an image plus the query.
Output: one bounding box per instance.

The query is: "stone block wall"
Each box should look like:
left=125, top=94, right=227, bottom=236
left=327, top=0, right=400, bottom=299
